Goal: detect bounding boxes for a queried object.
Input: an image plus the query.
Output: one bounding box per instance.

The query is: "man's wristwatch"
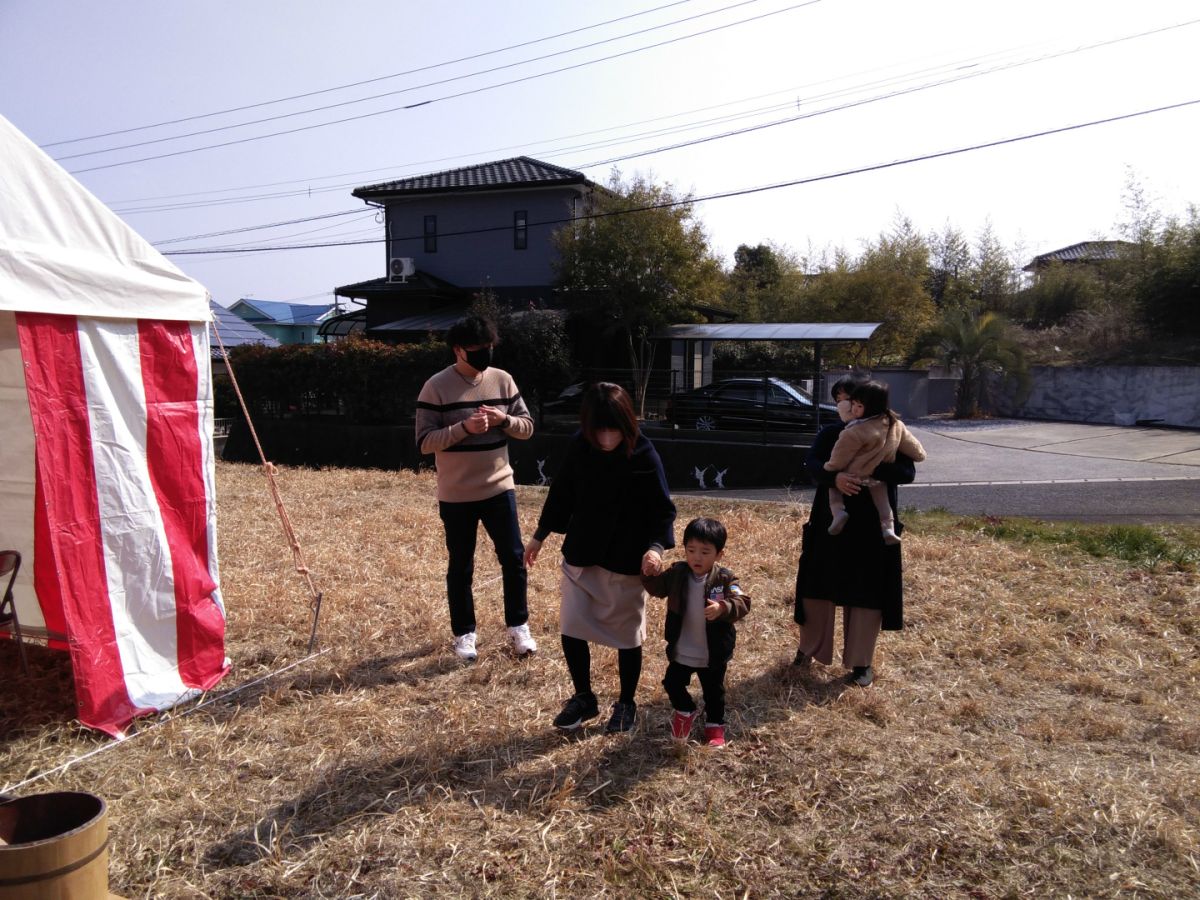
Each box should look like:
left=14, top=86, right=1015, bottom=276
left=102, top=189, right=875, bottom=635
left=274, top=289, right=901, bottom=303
left=502, top=415, right=512, bottom=430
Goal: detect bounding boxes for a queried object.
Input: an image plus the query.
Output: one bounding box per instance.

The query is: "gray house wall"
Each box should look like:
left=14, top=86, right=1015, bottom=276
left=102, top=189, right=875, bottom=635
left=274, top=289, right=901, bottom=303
left=384, top=186, right=586, bottom=289
left=814, top=369, right=962, bottom=419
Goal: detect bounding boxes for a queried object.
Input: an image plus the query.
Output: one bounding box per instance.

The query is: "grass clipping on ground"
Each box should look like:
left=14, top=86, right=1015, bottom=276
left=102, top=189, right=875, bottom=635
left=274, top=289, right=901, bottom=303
left=1, top=462, right=1198, bottom=898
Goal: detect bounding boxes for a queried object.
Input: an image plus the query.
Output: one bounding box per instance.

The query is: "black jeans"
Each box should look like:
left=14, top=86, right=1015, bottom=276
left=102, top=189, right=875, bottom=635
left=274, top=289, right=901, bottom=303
left=663, top=658, right=729, bottom=725
left=438, top=490, right=527, bottom=636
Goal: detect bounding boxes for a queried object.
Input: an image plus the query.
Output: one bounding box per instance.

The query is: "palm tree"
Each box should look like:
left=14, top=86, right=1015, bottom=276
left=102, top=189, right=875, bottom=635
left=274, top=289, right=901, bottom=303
left=914, top=309, right=1029, bottom=418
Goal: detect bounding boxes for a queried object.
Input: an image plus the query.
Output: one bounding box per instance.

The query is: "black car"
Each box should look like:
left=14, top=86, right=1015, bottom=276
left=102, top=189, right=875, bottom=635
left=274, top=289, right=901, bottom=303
left=542, top=382, right=585, bottom=415
left=665, top=377, right=838, bottom=432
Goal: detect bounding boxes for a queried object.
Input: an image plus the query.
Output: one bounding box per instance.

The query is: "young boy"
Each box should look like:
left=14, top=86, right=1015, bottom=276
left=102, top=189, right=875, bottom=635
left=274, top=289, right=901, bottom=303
left=642, top=517, right=751, bottom=748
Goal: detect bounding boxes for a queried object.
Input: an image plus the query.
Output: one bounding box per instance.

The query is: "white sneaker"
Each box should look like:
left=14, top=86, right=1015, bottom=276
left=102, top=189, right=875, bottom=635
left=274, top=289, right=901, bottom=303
left=453, top=631, right=478, bottom=662
left=507, top=623, right=538, bottom=656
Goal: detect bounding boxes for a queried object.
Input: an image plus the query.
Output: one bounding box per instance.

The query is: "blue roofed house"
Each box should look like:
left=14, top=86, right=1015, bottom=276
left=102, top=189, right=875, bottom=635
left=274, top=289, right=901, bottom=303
left=208, top=299, right=280, bottom=359
left=208, top=299, right=281, bottom=446
left=229, top=299, right=342, bottom=345
left=326, top=157, right=603, bottom=342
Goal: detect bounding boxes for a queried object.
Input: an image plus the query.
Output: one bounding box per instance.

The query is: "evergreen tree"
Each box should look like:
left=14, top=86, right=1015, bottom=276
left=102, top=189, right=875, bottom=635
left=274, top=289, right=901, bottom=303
left=553, top=171, right=723, bottom=410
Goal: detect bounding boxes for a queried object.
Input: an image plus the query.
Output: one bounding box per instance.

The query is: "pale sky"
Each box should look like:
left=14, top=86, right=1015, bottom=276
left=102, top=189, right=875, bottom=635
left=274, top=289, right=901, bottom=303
left=3, top=0, right=1198, bottom=308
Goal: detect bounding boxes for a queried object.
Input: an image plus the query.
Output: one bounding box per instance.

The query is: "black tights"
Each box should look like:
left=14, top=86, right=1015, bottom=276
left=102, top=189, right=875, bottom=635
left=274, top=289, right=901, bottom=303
left=561, top=635, right=642, bottom=705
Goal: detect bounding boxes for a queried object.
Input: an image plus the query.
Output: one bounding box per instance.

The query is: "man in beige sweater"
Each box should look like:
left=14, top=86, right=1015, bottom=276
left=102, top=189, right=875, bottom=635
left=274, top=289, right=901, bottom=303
left=416, top=316, right=536, bottom=661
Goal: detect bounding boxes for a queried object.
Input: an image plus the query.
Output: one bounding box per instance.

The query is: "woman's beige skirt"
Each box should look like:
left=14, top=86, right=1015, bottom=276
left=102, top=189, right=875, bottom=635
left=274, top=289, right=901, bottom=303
left=559, top=562, right=646, bottom=649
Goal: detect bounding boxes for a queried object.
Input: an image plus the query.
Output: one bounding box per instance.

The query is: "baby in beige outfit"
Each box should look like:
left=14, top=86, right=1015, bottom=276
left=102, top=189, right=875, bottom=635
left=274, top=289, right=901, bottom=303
left=824, top=381, right=926, bottom=544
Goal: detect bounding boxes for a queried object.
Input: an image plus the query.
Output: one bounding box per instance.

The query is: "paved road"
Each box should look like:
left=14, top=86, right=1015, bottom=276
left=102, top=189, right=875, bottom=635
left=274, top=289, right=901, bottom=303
left=676, top=419, right=1200, bottom=524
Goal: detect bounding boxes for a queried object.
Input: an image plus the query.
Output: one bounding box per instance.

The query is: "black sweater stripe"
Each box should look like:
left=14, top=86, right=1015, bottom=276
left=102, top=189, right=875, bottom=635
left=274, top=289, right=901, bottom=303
left=417, top=394, right=522, bottom=413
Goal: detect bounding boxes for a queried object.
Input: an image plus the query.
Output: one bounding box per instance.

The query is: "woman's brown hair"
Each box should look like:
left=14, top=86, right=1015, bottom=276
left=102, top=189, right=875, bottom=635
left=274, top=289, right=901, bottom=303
left=579, top=382, right=639, bottom=455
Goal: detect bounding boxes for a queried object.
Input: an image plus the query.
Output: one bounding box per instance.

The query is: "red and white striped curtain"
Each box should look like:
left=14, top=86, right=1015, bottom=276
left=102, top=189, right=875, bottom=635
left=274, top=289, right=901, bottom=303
left=16, top=312, right=228, bottom=737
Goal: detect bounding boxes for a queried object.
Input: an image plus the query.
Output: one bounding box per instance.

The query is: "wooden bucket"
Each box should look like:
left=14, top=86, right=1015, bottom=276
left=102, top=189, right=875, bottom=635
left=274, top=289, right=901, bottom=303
left=0, top=791, right=112, bottom=899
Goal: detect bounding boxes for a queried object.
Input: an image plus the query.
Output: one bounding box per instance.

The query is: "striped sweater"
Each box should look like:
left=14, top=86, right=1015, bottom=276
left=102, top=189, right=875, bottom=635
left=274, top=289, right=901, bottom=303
left=415, top=365, right=533, bottom=502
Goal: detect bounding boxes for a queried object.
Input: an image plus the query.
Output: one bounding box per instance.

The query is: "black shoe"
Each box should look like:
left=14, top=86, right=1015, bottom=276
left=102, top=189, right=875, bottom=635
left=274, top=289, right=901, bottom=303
left=553, top=692, right=599, bottom=731
left=792, top=648, right=812, bottom=667
left=605, top=701, right=637, bottom=734
left=847, top=666, right=874, bottom=687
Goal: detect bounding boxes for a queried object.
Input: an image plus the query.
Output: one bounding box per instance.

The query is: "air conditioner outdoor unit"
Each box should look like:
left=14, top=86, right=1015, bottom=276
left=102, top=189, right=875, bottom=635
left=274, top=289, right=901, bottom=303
left=388, top=257, right=416, bottom=283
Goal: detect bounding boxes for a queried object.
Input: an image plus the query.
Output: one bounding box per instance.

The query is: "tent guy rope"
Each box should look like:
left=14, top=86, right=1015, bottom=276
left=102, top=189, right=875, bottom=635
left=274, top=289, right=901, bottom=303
left=0, top=649, right=330, bottom=798
left=211, top=311, right=325, bottom=653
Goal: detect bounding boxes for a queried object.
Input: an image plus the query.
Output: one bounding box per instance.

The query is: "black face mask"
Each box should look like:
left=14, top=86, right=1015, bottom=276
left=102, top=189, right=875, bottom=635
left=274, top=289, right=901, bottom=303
left=463, top=346, right=492, bottom=373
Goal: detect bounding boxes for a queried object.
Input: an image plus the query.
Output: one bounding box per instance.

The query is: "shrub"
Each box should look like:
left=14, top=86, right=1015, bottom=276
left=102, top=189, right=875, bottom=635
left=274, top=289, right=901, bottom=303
left=224, top=337, right=446, bottom=425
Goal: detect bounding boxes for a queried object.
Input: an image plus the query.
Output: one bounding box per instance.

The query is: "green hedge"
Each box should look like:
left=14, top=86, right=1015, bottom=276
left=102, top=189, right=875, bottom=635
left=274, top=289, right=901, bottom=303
left=219, top=337, right=448, bottom=425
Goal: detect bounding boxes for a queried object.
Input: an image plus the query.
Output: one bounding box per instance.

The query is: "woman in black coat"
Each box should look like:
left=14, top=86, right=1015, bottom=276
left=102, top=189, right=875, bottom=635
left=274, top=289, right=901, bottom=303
left=794, top=372, right=916, bottom=686
left=525, top=383, right=676, bottom=733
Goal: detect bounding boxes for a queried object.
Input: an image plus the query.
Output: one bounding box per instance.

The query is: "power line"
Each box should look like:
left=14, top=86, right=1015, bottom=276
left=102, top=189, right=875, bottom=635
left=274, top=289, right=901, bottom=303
left=57, top=0, right=774, bottom=162
left=132, top=14, right=1198, bottom=224
left=147, top=18, right=1198, bottom=247
left=42, top=0, right=697, bottom=148
left=114, top=42, right=1016, bottom=210
left=574, top=16, right=1200, bottom=168
left=67, top=1, right=820, bottom=174
left=123, top=94, right=801, bottom=215
left=161, top=97, right=1200, bottom=257
left=153, top=208, right=371, bottom=245
left=196, top=214, right=381, bottom=252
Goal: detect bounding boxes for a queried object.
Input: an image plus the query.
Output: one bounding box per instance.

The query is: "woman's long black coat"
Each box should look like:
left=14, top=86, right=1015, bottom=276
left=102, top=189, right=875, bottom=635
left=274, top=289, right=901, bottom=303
left=794, top=421, right=916, bottom=631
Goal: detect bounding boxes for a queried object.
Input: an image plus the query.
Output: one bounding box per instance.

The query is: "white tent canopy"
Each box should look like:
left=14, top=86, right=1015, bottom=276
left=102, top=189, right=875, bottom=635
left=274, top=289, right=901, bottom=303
left=0, top=114, right=227, bottom=737
left=0, top=120, right=207, bottom=322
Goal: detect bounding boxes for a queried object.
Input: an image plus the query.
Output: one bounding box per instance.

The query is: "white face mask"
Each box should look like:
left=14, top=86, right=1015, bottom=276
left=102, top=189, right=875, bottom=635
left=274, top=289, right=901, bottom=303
left=836, top=399, right=854, bottom=423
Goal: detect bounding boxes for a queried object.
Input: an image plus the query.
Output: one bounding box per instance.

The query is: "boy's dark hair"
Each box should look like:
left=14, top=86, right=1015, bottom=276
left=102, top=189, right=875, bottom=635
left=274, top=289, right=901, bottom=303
left=580, top=382, right=639, bottom=456
left=683, top=516, right=727, bottom=552
left=851, top=379, right=896, bottom=426
left=445, top=315, right=498, bottom=350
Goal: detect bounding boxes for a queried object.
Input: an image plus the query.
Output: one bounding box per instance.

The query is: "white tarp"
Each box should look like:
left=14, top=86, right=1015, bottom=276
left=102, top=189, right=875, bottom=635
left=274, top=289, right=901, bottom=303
left=0, top=114, right=208, bottom=322
left=0, top=114, right=226, bottom=737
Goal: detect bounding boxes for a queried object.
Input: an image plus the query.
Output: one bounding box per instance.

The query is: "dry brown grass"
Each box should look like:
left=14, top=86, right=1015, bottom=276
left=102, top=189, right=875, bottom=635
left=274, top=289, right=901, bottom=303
left=2, top=461, right=1198, bottom=898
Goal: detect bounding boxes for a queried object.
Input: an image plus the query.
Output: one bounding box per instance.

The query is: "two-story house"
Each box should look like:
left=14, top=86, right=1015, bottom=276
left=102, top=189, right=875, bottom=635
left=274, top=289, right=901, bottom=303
left=327, top=157, right=603, bottom=342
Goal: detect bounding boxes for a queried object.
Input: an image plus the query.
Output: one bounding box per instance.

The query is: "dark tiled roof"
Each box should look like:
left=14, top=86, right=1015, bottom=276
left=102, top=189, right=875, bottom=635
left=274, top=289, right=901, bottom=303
left=353, top=156, right=590, bottom=199
left=1023, top=241, right=1134, bottom=271
left=333, top=272, right=468, bottom=299
left=371, top=307, right=469, bottom=333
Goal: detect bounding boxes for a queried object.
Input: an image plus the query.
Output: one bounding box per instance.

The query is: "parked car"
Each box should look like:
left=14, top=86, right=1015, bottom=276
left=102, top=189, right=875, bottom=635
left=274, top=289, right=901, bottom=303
left=665, top=377, right=838, bottom=432
left=542, top=382, right=585, bottom=415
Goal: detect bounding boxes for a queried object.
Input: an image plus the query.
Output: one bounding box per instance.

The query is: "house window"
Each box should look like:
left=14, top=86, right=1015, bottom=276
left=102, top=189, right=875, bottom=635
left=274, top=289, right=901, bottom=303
left=424, top=215, right=437, bottom=253
left=514, top=210, right=527, bottom=250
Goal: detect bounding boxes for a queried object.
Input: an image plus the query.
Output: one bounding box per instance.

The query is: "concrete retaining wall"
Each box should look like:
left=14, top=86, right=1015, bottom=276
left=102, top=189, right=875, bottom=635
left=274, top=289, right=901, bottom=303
left=993, top=366, right=1200, bottom=428
left=813, top=366, right=1199, bottom=428
left=816, top=369, right=958, bottom=418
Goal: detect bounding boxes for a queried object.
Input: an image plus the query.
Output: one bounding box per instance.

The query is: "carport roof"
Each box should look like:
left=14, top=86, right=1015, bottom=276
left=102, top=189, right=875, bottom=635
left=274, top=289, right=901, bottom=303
left=653, top=323, right=881, bottom=341
left=371, top=308, right=468, bottom=332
